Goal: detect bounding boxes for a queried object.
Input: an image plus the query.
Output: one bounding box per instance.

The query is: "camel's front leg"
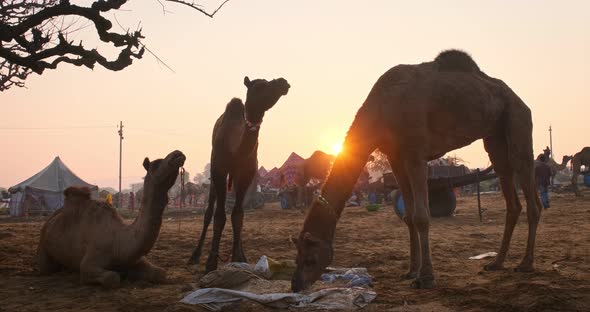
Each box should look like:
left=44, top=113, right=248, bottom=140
left=230, top=168, right=254, bottom=263
left=80, top=251, right=120, bottom=288
left=127, top=257, right=167, bottom=283
left=37, top=246, right=61, bottom=275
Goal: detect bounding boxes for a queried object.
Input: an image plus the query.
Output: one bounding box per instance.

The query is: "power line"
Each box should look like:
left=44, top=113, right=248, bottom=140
left=0, top=125, right=114, bottom=130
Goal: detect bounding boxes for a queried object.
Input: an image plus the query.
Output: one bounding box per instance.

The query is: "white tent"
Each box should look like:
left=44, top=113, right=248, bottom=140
left=8, top=157, right=98, bottom=216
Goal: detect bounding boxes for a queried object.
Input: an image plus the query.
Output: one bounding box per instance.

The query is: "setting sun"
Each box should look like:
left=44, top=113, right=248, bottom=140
left=331, top=143, right=343, bottom=155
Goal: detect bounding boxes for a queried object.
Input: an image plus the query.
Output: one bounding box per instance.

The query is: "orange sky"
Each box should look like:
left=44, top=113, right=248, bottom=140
left=1, top=0, right=589, bottom=189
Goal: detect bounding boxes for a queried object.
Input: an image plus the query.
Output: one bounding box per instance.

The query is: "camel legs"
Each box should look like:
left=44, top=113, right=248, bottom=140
left=388, top=154, right=420, bottom=279
left=230, top=168, right=255, bottom=263
left=127, top=257, right=167, bottom=283
left=187, top=183, right=216, bottom=265
left=402, top=157, right=435, bottom=289
left=37, top=246, right=60, bottom=274
left=79, top=251, right=120, bottom=288
left=205, top=169, right=228, bottom=273
left=483, top=134, right=541, bottom=272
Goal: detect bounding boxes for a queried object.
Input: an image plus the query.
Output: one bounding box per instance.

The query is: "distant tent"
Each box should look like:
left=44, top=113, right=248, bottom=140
left=279, top=152, right=305, bottom=188
left=261, top=167, right=281, bottom=188
left=8, top=157, right=98, bottom=216
left=258, top=166, right=269, bottom=178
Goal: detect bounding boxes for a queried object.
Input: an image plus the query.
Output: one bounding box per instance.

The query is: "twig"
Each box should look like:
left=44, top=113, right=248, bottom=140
left=165, top=0, right=230, bottom=18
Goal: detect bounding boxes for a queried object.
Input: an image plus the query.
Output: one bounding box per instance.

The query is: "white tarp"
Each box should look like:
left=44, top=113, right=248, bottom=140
left=180, top=287, right=377, bottom=311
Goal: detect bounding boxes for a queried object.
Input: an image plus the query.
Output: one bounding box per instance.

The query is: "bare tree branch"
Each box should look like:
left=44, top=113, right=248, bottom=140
left=164, top=0, right=230, bottom=18
left=0, top=0, right=231, bottom=91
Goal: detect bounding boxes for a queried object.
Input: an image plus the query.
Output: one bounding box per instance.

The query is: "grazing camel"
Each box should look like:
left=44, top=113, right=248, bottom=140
left=571, top=147, right=590, bottom=196
left=188, top=76, right=290, bottom=272
left=291, top=50, right=542, bottom=291
left=37, top=151, right=185, bottom=287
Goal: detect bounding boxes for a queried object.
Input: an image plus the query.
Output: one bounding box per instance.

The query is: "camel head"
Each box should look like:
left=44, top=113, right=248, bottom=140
left=243, top=76, right=290, bottom=125
left=142, top=150, right=186, bottom=192
left=543, top=146, right=551, bottom=158
left=563, top=155, right=573, bottom=165
left=291, top=230, right=333, bottom=292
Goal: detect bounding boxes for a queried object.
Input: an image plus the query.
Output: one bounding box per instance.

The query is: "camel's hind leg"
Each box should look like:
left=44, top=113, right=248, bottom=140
left=187, top=183, right=216, bottom=265
left=37, top=246, right=60, bottom=275
left=127, top=257, right=166, bottom=283
left=205, top=169, right=228, bottom=273
left=79, top=251, right=120, bottom=288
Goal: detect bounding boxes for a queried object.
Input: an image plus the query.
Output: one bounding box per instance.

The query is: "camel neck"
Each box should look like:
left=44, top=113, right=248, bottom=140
left=302, top=106, right=378, bottom=241
left=236, top=122, right=260, bottom=158
left=125, top=190, right=168, bottom=260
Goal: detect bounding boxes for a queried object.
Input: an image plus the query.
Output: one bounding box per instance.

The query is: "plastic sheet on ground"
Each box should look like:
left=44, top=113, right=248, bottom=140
left=469, top=251, right=498, bottom=260
left=180, top=287, right=377, bottom=311
left=321, top=267, right=373, bottom=288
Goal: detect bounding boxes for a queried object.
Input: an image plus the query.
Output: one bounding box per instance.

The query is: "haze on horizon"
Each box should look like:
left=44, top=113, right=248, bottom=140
left=1, top=0, right=588, bottom=190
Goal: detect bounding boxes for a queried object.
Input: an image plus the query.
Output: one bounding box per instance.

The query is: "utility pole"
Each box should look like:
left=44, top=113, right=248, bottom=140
left=118, top=121, right=124, bottom=209
left=549, top=125, right=553, bottom=158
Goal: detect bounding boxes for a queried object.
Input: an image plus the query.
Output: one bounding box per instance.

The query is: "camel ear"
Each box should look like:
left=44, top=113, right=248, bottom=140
left=244, top=76, right=251, bottom=88
left=143, top=158, right=150, bottom=171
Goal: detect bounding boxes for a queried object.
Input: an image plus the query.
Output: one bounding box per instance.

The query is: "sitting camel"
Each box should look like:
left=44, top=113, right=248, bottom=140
left=291, top=50, right=542, bottom=291
left=187, top=76, right=290, bottom=272
left=37, top=151, right=186, bottom=287
left=539, top=147, right=572, bottom=185
left=571, top=146, right=590, bottom=196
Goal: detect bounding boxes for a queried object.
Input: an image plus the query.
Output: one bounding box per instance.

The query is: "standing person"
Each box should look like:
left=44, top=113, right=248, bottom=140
left=129, top=191, right=135, bottom=212
left=535, top=154, right=552, bottom=209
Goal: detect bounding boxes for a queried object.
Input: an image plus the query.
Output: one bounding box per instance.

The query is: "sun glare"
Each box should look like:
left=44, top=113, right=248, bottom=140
left=331, top=143, right=343, bottom=155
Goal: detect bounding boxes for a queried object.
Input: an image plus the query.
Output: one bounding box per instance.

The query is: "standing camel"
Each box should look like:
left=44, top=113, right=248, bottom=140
left=188, top=76, right=290, bottom=272
left=296, top=151, right=336, bottom=207
left=540, top=147, right=572, bottom=185
left=571, top=147, right=590, bottom=196
left=291, top=50, right=542, bottom=291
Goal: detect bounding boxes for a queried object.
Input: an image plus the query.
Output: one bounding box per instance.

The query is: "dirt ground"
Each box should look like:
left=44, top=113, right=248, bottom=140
left=1, top=190, right=589, bottom=312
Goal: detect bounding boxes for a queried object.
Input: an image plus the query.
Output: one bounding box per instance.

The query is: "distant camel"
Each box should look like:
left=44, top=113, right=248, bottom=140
left=187, top=76, right=290, bottom=272
left=292, top=50, right=542, bottom=292
left=179, top=182, right=202, bottom=207
left=571, top=146, right=590, bottom=196
left=296, top=151, right=336, bottom=207
left=37, top=151, right=185, bottom=287
left=540, top=147, right=572, bottom=185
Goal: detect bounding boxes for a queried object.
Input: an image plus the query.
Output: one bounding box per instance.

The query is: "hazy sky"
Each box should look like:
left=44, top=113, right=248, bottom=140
left=1, top=0, right=589, bottom=189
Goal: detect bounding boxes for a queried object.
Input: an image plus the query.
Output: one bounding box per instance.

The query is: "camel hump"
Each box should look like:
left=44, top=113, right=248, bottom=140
left=434, top=49, right=480, bottom=72
left=64, top=186, right=91, bottom=200
left=224, top=98, right=245, bottom=119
